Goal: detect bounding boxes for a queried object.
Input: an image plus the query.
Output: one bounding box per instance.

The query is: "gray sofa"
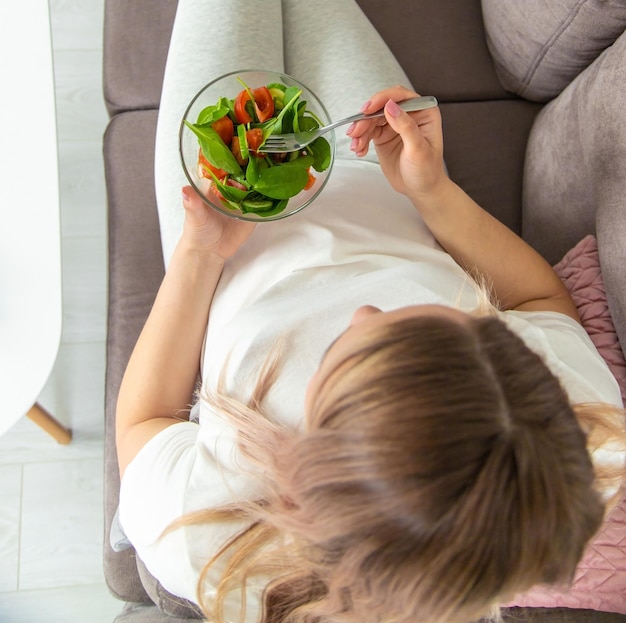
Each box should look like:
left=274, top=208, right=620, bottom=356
left=102, top=0, right=626, bottom=621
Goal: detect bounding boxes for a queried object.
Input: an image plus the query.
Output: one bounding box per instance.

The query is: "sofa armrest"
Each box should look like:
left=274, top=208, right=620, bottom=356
left=104, top=110, right=165, bottom=603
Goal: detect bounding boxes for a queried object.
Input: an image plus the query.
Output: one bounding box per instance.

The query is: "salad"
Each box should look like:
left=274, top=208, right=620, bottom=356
left=184, top=77, right=332, bottom=217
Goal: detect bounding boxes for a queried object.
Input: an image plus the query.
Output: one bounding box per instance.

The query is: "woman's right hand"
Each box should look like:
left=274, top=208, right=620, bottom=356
left=346, top=86, right=447, bottom=202
left=349, top=90, right=579, bottom=321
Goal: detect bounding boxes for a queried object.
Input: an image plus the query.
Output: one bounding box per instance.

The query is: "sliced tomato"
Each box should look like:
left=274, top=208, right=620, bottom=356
left=234, top=86, right=275, bottom=124
left=246, top=128, right=264, bottom=154
left=198, top=149, right=227, bottom=180
left=251, top=86, right=274, bottom=122
left=234, top=90, right=253, bottom=125
left=304, top=168, right=316, bottom=190
left=211, top=115, right=234, bottom=145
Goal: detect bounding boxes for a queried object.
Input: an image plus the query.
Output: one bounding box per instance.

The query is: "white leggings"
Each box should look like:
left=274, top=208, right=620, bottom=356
left=155, top=0, right=413, bottom=264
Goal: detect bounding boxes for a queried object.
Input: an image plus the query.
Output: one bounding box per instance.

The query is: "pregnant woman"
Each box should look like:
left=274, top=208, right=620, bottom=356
left=115, top=1, right=626, bottom=622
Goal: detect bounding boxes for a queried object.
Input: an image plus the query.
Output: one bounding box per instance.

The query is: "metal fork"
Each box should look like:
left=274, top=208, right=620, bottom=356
left=258, top=95, right=438, bottom=153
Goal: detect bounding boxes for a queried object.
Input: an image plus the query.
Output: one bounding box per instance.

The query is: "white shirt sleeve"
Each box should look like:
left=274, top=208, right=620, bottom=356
left=501, top=310, right=623, bottom=408
left=117, top=422, right=204, bottom=600
left=118, top=418, right=266, bottom=614
left=501, top=310, right=626, bottom=502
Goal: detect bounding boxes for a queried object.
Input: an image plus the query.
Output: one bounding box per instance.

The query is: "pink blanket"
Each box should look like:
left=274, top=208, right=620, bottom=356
left=552, top=235, right=626, bottom=402
left=509, top=496, right=626, bottom=613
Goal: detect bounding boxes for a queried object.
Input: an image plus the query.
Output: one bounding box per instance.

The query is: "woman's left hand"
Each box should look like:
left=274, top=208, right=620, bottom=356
left=181, top=185, right=256, bottom=260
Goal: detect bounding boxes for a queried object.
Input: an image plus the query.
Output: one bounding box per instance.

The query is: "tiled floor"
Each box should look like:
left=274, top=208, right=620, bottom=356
left=0, top=1, right=124, bottom=620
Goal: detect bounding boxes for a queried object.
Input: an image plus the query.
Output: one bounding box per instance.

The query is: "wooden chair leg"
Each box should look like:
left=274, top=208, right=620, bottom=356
left=26, top=402, right=72, bottom=445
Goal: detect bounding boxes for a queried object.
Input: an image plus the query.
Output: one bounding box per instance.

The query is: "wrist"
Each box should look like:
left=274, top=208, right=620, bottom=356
left=173, top=236, right=227, bottom=270
left=408, top=176, right=457, bottom=220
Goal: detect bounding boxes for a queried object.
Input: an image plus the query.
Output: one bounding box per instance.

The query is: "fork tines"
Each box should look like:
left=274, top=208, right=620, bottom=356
left=264, top=137, right=299, bottom=149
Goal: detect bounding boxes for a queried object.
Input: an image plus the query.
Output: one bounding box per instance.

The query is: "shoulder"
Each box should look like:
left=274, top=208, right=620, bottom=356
left=499, top=310, right=626, bottom=505
left=498, top=309, right=623, bottom=408
left=119, top=421, right=200, bottom=530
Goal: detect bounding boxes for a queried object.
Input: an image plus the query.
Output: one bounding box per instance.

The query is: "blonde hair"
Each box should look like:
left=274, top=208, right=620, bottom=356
left=171, top=312, right=626, bottom=623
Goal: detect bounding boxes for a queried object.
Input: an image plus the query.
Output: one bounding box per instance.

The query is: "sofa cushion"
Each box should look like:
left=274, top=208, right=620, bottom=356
left=505, top=237, right=626, bottom=616
left=356, top=0, right=509, bottom=101
left=440, top=100, right=540, bottom=236
left=136, top=558, right=204, bottom=619
left=104, top=109, right=166, bottom=602
left=508, top=490, right=626, bottom=614
left=103, top=0, right=508, bottom=117
left=553, top=235, right=626, bottom=401
left=103, top=0, right=178, bottom=115
left=522, top=29, right=626, bottom=351
left=481, top=0, right=626, bottom=102
left=114, top=602, right=192, bottom=623
left=500, top=609, right=626, bottom=622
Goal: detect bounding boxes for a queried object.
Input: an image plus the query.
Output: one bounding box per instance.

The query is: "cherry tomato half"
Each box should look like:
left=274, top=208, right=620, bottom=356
left=246, top=128, right=264, bottom=154
left=211, top=115, right=234, bottom=145
left=252, top=86, right=275, bottom=122
left=198, top=149, right=227, bottom=180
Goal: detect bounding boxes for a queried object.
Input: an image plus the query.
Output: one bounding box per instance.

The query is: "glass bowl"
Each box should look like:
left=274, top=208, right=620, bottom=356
left=179, top=69, right=335, bottom=222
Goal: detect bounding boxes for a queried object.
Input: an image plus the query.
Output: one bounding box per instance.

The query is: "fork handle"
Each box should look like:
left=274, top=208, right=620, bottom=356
left=325, top=95, right=438, bottom=132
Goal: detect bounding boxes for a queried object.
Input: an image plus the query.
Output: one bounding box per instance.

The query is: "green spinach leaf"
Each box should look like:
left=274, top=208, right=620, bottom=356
left=308, top=137, right=332, bottom=172
left=246, top=154, right=262, bottom=186
left=283, top=86, right=301, bottom=107
left=184, top=121, right=242, bottom=176
left=253, top=155, right=313, bottom=199
left=209, top=176, right=251, bottom=204
left=298, top=116, right=319, bottom=132
left=257, top=118, right=278, bottom=141
left=196, top=97, right=231, bottom=126
left=271, top=88, right=301, bottom=134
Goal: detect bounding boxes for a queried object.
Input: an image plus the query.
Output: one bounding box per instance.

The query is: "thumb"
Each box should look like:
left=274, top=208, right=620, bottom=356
left=383, top=99, right=428, bottom=153
left=181, top=186, right=206, bottom=219
left=182, top=185, right=212, bottom=228
left=182, top=185, right=204, bottom=211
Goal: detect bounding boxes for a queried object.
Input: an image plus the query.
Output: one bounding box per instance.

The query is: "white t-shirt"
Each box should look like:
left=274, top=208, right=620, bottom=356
left=119, top=159, right=623, bottom=618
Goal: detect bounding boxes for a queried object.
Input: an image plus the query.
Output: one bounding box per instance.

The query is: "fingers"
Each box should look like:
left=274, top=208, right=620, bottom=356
left=347, top=99, right=425, bottom=156
left=346, top=86, right=420, bottom=156
left=348, top=117, right=388, bottom=157
left=382, top=99, right=427, bottom=156
left=360, top=85, right=420, bottom=114
left=347, top=87, right=442, bottom=159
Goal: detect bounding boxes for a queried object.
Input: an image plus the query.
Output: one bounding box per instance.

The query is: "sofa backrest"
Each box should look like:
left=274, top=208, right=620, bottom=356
left=481, top=0, right=626, bottom=351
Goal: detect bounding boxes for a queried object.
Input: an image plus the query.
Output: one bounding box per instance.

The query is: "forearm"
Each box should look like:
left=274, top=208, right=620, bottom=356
left=350, top=89, right=577, bottom=319
left=116, top=240, right=224, bottom=431
left=412, top=178, right=578, bottom=318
